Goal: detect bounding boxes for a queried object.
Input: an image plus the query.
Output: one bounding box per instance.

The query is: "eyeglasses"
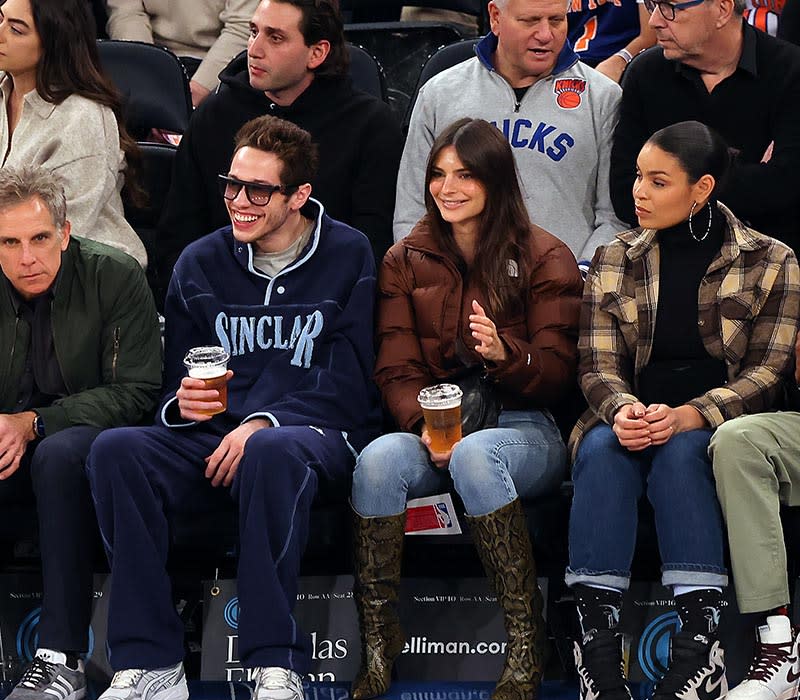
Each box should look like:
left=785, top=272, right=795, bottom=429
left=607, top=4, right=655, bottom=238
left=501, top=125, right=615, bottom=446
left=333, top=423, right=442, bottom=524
left=643, top=0, right=705, bottom=20
left=217, top=174, right=298, bottom=207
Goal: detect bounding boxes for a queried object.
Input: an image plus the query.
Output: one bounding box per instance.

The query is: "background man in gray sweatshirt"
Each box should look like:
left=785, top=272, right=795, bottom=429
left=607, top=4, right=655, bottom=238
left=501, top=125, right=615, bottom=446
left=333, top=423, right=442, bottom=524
left=394, top=0, right=625, bottom=266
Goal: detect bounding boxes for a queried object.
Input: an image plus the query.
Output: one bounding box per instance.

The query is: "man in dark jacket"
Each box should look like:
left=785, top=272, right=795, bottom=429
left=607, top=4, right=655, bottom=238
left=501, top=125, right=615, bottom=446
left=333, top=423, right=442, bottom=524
left=87, top=116, right=380, bottom=700
left=610, top=0, right=800, bottom=252
left=154, top=0, right=403, bottom=306
left=0, top=166, right=162, bottom=700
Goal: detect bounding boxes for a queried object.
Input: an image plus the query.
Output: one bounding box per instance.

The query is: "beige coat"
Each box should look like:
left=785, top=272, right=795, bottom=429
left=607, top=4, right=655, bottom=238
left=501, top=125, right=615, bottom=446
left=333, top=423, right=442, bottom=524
left=105, top=0, right=259, bottom=91
left=0, top=75, right=146, bottom=267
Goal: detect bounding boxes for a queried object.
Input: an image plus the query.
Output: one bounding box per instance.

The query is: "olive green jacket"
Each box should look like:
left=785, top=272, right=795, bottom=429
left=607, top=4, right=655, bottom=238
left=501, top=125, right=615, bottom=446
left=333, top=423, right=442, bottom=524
left=0, top=236, right=162, bottom=435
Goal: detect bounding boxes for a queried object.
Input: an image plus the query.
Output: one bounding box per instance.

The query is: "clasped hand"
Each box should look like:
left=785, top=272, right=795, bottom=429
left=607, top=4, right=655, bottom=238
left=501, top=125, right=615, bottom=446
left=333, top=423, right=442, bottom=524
left=613, top=402, right=704, bottom=451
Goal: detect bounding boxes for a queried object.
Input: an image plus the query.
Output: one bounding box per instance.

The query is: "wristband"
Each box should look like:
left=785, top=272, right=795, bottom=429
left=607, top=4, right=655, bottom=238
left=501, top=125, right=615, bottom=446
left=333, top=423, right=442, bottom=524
left=615, top=48, right=634, bottom=64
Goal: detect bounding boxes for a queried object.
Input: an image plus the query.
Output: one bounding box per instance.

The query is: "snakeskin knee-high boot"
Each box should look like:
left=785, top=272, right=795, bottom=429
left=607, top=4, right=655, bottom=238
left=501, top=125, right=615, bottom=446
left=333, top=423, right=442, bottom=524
left=466, top=498, right=546, bottom=700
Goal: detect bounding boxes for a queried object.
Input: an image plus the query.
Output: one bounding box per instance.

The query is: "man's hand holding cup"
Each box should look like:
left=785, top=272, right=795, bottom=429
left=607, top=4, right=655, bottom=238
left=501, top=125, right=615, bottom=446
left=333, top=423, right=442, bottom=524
left=179, top=346, right=232, bottom=421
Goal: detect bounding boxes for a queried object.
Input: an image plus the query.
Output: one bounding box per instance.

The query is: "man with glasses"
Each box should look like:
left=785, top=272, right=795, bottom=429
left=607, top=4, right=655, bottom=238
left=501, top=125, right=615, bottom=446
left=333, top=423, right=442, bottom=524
left=610, top=0, right=800, bottom=253
left=86, top=115, right=381, bottom=700
left=153, top=0, right=402, bottom=309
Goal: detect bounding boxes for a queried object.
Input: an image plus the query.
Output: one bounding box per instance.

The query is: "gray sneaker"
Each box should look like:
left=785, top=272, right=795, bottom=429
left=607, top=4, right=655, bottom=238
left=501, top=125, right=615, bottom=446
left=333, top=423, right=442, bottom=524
left=253, top=667, right=304, bottom=700
left=98, top=663, right=188, bottom=700
left=7, top=649, right=86, bottom=700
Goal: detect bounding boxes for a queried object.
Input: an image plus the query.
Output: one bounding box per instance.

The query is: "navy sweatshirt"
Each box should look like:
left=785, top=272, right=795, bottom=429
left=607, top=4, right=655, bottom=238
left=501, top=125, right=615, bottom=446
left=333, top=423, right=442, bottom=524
left=154, top=54, right=403, bottom=304
left=159, top=200, right=382, bottom=454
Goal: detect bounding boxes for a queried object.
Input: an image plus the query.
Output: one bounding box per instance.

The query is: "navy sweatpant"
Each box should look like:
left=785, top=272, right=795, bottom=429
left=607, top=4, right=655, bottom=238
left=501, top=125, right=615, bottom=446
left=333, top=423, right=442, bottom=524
left=86, top=424, right=354, bottom=673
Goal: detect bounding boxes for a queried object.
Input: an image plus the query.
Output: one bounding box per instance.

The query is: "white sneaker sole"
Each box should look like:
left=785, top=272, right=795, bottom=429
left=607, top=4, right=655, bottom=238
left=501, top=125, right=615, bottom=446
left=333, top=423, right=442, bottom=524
left=772, top=684, right=800, bottom=700
left=728, top=683, right=800, bottom=700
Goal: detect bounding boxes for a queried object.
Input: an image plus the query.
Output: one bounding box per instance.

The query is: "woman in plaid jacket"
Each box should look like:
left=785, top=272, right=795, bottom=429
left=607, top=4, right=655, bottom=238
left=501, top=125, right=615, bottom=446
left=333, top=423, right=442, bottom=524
left=565, top=120, right=800, bottom=700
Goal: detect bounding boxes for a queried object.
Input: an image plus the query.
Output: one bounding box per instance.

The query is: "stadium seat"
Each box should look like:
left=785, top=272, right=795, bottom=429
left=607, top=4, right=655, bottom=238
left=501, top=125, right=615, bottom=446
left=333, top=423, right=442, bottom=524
left=348, top=43, right=389, bottom=103
left=345, top=21, right=467, bottom=120
left=97, top=39, right=193, bottom=138
left=123, top=141, right=177, bottom=294
left=403, top=37, right=480, bottom=131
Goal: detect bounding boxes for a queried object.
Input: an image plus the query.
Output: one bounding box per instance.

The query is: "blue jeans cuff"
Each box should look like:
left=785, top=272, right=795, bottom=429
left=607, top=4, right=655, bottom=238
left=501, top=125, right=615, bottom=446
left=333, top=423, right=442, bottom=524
left=565, top=567, right=631, bottom=591
left=662, top=566, right=728, bottom=588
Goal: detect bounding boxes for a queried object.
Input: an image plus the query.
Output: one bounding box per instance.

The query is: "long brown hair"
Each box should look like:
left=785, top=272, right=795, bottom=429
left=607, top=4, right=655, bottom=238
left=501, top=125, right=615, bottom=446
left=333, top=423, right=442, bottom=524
left=22, top=0, right=144, bottom=204
left=423, top=118, right=532, bottom=319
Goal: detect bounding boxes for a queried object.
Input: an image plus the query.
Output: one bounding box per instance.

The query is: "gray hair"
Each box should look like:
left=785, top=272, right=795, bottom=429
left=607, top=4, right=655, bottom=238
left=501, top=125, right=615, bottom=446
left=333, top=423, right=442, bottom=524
left=732, top=0, right=746, bottom=14
left=0, top=165, right=67, bottom=231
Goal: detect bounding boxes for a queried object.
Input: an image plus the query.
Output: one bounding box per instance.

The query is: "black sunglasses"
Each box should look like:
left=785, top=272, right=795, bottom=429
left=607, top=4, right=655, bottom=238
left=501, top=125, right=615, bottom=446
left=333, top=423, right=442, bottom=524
left=217, top=174, right=298, bottom=207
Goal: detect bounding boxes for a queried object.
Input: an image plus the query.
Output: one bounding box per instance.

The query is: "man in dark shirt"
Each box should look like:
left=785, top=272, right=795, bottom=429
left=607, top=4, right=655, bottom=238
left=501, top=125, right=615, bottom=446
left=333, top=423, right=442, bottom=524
left=154, top=0, right=403, bottom=306
left=610, top=0, right=800, bottom=252
left=0, top=165, right=162, bottom=700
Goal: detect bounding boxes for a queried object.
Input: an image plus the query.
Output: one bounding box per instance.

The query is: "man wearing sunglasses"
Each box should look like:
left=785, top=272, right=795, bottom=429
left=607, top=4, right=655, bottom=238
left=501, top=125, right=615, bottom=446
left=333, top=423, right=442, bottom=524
left=86, top=115, right=381, bottom=700
left=153, top=0, right=402, bottom=310
left=610, top=0, right=800, bottom=254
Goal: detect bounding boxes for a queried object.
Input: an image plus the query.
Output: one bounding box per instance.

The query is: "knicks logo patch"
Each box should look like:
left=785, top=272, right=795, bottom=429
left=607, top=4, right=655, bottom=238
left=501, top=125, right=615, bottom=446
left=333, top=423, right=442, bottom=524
left=554, top=79, right=586, bottom=109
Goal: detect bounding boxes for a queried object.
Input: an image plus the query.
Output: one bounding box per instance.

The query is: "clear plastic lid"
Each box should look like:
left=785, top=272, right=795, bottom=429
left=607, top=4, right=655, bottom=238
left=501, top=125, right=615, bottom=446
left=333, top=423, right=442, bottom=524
left=183, top=346, right=230, bottom=378
left=417, top=383, right=463, bottom=410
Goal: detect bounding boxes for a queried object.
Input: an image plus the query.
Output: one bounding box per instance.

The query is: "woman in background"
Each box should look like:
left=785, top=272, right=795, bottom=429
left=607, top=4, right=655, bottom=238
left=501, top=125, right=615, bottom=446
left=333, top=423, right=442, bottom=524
left=0, top=0, right=146, bottom=266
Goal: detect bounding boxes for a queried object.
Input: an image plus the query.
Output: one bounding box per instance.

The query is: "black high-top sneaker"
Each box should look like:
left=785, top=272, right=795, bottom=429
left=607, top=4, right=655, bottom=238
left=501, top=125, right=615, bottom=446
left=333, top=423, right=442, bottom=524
left=574, top=630, right=633, bottom=700
left=653, top=632, right=728, bottom=700
left=573, top=585, right=632, bottom=700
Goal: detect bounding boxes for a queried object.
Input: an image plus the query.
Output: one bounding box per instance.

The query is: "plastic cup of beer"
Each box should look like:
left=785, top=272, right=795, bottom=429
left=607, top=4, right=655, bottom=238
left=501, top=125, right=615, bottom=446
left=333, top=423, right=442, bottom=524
left=418, top=384, right=463, bottom=453
left=183, top=346, right=230, bottom=416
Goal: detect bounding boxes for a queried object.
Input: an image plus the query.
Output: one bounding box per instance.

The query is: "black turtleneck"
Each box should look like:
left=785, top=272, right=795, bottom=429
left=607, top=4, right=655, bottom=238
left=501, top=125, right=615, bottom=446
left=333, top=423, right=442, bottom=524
left=638, top=203, right=729, bottom=406
left=651, top=202, right=725, bottom=361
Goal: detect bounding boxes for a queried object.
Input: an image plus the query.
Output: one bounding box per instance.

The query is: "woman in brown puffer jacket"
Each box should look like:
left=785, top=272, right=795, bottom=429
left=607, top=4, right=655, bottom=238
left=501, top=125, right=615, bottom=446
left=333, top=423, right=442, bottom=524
left=349, top=117, right=583, bottom=700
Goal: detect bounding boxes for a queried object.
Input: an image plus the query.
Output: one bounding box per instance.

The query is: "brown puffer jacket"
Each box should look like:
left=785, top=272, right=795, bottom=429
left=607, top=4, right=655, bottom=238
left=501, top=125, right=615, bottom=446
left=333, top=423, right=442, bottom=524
left=376, top=218, right=584, bottom=431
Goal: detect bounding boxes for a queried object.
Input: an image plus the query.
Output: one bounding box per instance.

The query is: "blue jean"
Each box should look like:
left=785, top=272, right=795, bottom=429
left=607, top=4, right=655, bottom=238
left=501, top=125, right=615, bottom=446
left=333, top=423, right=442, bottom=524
left=351, top=409, right=566, bottom=517
left=566, top=424, right=728, bottom=590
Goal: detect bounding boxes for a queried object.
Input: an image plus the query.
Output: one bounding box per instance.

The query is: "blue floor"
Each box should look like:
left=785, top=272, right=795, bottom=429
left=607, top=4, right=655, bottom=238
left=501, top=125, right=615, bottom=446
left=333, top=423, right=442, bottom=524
left=0, top=679, right=652, bottom=700
left=188, top=681, right=581, bottom=700
left=184, top=680, right=659, bottom=700
left=0, top=677, right=662, bottom=700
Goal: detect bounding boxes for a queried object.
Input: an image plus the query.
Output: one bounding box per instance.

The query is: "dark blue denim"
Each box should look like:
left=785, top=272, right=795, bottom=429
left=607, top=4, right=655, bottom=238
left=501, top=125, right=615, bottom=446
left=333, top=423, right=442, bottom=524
left=565, top=424, right=728, bottom=590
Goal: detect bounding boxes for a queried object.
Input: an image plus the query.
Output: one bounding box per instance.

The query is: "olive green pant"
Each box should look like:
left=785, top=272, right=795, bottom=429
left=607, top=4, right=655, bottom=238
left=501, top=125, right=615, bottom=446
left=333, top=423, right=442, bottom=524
left=709, top=412, right=800, bottom=613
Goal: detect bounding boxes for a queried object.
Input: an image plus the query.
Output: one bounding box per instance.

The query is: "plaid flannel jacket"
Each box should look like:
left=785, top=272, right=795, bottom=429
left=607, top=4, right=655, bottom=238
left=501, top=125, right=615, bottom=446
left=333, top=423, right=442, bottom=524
left=569, top=203, right=800, bottom=458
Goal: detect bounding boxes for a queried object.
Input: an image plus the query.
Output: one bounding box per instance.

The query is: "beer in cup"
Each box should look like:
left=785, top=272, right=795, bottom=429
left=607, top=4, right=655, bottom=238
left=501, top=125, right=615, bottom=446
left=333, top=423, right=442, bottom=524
left=418, top=384, right=463, bottom=453
left=183, top=346, right=230, bottom=416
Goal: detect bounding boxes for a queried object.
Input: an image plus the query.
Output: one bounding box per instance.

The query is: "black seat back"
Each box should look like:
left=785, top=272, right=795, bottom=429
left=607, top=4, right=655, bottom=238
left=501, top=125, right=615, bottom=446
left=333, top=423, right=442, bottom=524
left=348, top=43, right=388, bottom=102
left=97, top=39, right=192, bottom=138
left=403, top=37, right=480, bottom=131
left=124, top=141, right=176, bottom=294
